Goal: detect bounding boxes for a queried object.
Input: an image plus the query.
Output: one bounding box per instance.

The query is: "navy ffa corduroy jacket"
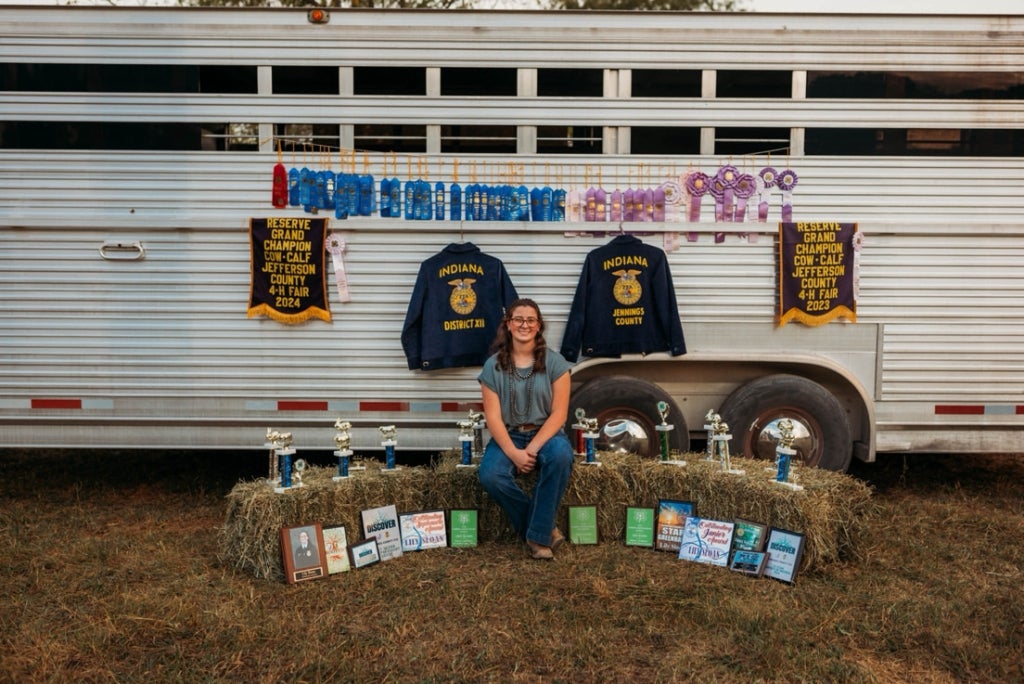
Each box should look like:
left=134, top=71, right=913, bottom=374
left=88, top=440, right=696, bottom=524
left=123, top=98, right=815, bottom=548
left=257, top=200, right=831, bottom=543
left=559, top=234, right=686, bottom=362
left=401, top=242, right=518, bottom=371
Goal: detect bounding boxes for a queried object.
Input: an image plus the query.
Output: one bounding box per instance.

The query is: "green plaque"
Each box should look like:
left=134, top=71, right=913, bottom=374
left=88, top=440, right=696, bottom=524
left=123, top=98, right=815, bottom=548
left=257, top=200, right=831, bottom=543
left=449, top=509, right=478, bottom=548
left=625, top=507, right=656, bottom=547
left=568, top=505, right=598, bottom=545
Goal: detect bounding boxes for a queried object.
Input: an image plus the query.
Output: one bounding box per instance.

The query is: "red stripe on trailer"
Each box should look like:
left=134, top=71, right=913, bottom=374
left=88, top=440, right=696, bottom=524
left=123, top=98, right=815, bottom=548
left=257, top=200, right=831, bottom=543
left=441, top=401, right=485, bottom=412
left=934, top=405, right=984, bottom=415
left=278, top=400, right=329, bottom=411
left=32, top=398, right=83, bottom=409
left=360, top=401, right=409, bottom=412
left=1018, top=406, right=1024, bottom=415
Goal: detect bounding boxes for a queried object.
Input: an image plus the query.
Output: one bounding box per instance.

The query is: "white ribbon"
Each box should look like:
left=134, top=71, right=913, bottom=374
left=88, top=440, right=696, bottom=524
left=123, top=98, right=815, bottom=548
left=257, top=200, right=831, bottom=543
left=325, top=233, right=351, bottom=303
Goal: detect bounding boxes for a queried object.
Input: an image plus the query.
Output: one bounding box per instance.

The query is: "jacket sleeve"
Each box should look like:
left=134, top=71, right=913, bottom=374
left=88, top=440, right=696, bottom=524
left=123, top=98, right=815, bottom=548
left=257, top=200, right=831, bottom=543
left=559, top=255, right=592, bottom=362
left=400, top=264, right=429, bottom=370
left=652, top=251, right=686, bottom=356
left=499, top=262, right=519, bottom=308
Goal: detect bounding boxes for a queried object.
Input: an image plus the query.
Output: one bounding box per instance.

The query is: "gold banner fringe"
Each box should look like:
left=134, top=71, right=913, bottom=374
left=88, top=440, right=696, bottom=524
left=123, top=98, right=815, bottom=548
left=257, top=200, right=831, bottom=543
left=777, top=305, right=856, bottom=328
left=247, top=303, right=331, bottom=325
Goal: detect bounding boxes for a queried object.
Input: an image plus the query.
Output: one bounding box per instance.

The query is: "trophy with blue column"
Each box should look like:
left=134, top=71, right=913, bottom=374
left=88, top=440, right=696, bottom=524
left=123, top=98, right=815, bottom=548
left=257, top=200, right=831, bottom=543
left=657, top=401, right=687, bottom=466
left=266, top=428, right=299, bottom=494
left=456, top=415, right=476, bottom=468
left=577, top=412, right=601, bottom=466
left=773, top=418, right=804, bottom=490
left=332, top=418, right=354, bottom=481
left=380, top=424, right=399, bottom=472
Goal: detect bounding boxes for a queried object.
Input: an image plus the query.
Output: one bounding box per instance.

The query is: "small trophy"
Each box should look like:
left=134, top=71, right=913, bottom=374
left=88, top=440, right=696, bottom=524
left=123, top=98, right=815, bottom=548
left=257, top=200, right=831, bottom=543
left=456, top=415, right=476, bottom=468
left=468, top=409, right=485, bottom=460
left=703, top=408, right=717, bottom=462
left=708, top=411, right=744, bottom=475
left=773, top=418, right=804, bottom=491
left=574, top=408, right=601, bottom=466
left=332, top=418, right=354, bottom=481
left=570, top=407, right=589, bottom=459
left=266, top=428, right=299, bottom=494
left=657, top=401, right=686, bottom=466
left=379, top=424, right=399, bottom=472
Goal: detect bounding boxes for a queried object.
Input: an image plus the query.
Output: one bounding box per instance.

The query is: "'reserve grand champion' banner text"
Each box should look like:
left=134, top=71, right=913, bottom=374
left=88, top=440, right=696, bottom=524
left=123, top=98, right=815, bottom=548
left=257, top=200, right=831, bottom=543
left=777, top=222, right=858, bottom=327
left=248, top=217, right=331, bottom=324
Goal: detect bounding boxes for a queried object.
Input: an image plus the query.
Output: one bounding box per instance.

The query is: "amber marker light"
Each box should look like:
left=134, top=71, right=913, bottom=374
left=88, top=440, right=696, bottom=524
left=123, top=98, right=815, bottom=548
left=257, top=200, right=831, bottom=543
left=307, top=8, right=330, bottom=24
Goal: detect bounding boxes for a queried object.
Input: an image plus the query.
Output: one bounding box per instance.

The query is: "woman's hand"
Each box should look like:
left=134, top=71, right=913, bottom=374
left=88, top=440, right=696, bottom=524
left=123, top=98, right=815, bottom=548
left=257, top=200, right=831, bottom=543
left=512, top=447, right=537, bottom=474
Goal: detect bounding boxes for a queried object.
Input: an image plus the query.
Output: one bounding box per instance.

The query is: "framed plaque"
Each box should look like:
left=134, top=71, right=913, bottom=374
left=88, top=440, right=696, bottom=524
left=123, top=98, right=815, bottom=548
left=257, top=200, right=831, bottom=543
left=399, top=510, right=448, bottom=551
left=625, top=507, right=655, bottom=547
left=677, top=517, right=734, bottom=567
left=361, top=504, right=403, bottom=561
left=349, top=538, right=381, bottom=569
left=280, top=523, right=328, bottom=584
left=655, top=499, right=695, bottom=553
left=568, top=505, right=598, bottom=545
left=729, top=550, right=768, bottom=577
left=449, top=509, right=479, bottom=548
left=764, top=527, right=806, bottom=584
left=732, top=518, right=768, bottom=553
left=322, top=524, right=351, bottom=575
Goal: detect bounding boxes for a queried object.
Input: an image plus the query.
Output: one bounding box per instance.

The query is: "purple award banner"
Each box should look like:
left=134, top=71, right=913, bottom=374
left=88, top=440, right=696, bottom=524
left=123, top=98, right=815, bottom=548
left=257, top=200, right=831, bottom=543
left=248, top=217, right=331, bottom=324
left=777, top=222, right=857, bottom=327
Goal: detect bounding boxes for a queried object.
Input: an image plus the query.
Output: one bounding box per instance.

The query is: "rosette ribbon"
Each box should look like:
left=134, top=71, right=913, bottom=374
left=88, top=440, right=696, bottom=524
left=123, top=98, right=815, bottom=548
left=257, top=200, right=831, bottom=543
left=325, top=233, right=351, bottom=303
left=684, top=171, right=709, bottom=240
left=776, top=169, right=799, bottom=222
left=716, top=165, right=740, bottom=222
left=733, top=173, right=756, bottom=224
left=757, top=167, right=777, bottom=222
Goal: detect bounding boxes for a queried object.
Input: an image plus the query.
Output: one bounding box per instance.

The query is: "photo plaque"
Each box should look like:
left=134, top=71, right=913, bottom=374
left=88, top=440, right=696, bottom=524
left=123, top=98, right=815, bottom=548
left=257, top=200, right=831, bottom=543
left=280, top=523, right=328, bottom=584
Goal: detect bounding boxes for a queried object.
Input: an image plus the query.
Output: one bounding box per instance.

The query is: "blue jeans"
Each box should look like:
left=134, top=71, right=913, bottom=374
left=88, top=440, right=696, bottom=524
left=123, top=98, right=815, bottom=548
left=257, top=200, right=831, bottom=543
left=478, top=429, right=574, bottom=547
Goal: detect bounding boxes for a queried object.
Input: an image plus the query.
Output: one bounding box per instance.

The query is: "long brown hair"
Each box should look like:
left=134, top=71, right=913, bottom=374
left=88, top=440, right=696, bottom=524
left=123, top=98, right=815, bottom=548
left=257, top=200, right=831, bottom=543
left=491, top=298, right=548, bottom=372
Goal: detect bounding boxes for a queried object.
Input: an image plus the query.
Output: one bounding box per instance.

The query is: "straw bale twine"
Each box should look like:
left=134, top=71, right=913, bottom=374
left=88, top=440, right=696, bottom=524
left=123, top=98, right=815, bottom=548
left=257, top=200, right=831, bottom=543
left=221, top=450, right=875, bottom=581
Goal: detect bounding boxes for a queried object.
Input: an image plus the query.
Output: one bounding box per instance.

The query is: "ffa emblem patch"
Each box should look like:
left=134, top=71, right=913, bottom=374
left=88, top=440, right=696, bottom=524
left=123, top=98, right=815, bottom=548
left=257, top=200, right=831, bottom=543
left=448, top=279, right=478, bottom=314
left=612, top=269, right=642, bottom=305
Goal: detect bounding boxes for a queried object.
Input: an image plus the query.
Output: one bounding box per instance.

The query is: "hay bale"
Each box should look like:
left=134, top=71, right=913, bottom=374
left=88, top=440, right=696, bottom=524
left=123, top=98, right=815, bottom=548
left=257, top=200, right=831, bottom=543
left=221, top=450, right=875, bottom=580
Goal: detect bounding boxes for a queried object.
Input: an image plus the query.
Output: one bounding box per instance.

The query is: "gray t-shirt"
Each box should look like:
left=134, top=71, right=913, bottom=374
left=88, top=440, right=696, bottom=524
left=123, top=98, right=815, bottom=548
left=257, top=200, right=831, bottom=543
left=478, top=348, right=573, bottom=427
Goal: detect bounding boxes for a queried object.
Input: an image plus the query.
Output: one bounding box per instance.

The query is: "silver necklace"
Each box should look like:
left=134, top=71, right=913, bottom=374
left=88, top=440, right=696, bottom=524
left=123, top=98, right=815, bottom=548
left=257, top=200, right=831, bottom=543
left=508, top=364, right=535, bottom=425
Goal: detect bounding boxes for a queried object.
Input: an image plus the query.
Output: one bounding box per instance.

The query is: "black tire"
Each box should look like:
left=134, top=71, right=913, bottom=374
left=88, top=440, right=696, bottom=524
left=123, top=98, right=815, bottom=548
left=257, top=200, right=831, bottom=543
left=718, top=374, right=852, bottom=471
left=569, top=375, right=689, bottom=458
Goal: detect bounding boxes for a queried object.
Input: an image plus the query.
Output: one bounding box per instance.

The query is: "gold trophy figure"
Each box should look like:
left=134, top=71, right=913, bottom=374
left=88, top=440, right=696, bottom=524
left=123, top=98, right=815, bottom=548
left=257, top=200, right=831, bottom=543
left=332, top=419, right=355, bottom=481
left=380, top=424, right=399, bottom=471
left=773, top=418, right=803, bottom=490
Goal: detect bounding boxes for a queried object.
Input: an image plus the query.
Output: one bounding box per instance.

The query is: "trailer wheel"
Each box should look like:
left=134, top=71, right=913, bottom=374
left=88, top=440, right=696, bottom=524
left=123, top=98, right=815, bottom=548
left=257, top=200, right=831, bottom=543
left=718, top=374, right=852, bottom=471
left=569, top=375, right=689, bottom=458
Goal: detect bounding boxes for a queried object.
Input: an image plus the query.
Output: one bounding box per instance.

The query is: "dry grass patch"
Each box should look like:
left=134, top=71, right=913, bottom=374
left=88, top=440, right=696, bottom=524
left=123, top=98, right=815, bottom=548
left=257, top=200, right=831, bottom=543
left=1, top=448, right=1021, bottom=683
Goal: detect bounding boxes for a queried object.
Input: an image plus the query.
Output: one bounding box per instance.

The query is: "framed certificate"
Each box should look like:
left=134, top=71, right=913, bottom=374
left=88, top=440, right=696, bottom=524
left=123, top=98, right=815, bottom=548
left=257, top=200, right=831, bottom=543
left=349, top=538, right=381, bottom=569
left=764, top=527, right=806, bottom=584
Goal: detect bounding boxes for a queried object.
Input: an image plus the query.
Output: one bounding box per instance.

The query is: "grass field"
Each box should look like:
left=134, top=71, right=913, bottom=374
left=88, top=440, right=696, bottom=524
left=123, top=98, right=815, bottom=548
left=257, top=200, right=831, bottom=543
left=1, top=448, right=1021, bottom=683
